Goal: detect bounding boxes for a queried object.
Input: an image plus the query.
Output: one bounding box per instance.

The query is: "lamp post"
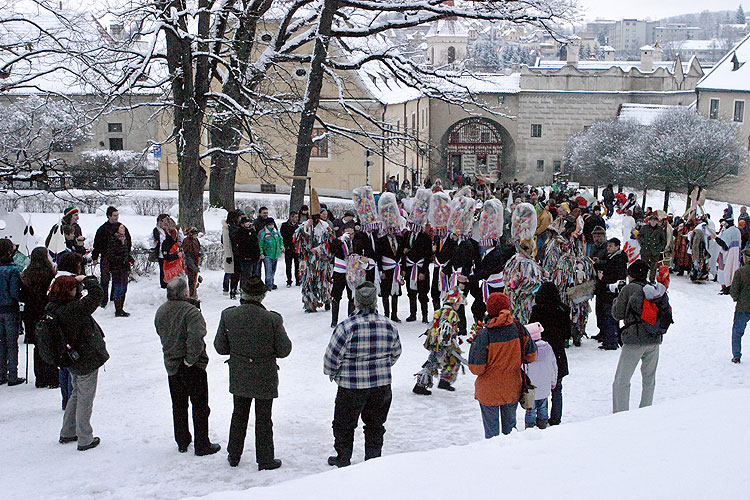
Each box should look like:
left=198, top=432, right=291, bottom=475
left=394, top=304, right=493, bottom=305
left=364, top=149, right=373, bottom=186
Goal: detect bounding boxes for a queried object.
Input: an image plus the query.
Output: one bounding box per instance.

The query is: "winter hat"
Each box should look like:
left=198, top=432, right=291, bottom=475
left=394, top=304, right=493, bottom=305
left=592, top=226, right=606, bottom=236
left=354, top=281, right=378, bottom=308
left=63, top=206, right=78, bottom=218
left=592, top=205, right=601, bottom=213
left=525, top=322, right=544, bottom=341
left=48, top=275, right=79, bottom=303
left=486, top=292, right=511, bottom=317
left=607, top=237, right=621, bottom=247
left=628, top=259, right=649, bottom=282
left=265, top=217, right=275, bottom=227
left=241, top=276, right=268, bottom=300
left=443, top=288, right=463, bottom=306
left=648, top=214, right=658, bottom=221
left=739, top=220, right=746, bottom=228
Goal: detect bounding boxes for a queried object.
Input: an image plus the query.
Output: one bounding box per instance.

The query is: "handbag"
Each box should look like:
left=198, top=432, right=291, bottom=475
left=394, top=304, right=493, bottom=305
left=516, top=322, right=536, bottom=410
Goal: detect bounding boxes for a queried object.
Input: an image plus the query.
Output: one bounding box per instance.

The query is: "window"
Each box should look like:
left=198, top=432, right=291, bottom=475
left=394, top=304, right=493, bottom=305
left=447, top=46, right=456, bottom=63
left=396, top=120, right=400, bottom=145
left=109, top=137, right=124, bottom=151
left=108, top=122, right=123, bottom=133
left=553, top=160, right=562, bottom=173
left=734, top=100, right=745, bottom=122
left=531, top=124, right=542, bottom=137
left=536, top=160, right=545, bottom=172
left=310, top=127, right=328, bottom=158
left=411, top=112, right=416, bottom=134
left=710, top=98, right=720, bottom=119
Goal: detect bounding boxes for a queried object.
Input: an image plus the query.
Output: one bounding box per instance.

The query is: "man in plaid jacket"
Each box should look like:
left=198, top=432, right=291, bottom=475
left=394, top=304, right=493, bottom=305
left=324, top=281, right=402, bottom=468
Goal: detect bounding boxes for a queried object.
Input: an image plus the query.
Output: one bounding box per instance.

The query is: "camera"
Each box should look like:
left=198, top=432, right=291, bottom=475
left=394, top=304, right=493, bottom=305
left=608, top=280, right=626, bottom=294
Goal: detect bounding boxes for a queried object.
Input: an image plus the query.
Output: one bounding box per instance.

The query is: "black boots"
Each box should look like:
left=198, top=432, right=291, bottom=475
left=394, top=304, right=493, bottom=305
left=331, top=301, right=340, bottom=328
left=327, top=455, right=351, bottom=467
left=382, top=297, right=390, bottom=318
left=412, top=383, right=431, bottom=395
left=390, top=296, right=400, bottom=323
left=437, top=379, right=455, bottom=391
left=195, top=443, right=221, bottom=456
left=406, top=296, right=418, bottom=322
left=258, top=458, right=282, bottom=471
left=114, top=298, right=130, bottom=317
left=421, top=299, right=429, bottom=323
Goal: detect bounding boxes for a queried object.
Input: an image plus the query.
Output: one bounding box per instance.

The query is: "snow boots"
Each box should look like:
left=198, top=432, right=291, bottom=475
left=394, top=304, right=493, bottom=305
left=114, top=298, right=130, bottom=317
left=327, top=455, right=351, bottom=468
left=331, top=301, right=340, bottom=328
left=412, top=383, right=431, bottom=395
left=406, top=296, right=418, bottom=322
left=437, top=379, right=455, bottom=392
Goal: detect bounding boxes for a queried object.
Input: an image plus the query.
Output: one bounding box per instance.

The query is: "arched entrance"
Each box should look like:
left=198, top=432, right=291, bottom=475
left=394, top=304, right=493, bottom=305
left=440, top=117, right=514, bottom=184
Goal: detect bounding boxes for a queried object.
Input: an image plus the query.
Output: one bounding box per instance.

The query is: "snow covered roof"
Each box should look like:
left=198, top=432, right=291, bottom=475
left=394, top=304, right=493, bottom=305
left=671, top=39, right=724, bottom=51
left=617, top=103, right=682, bottom=125
left=533, top=59, right=689, bottom=73
left=696, top=32, right=750, bottom=92
left=425, top=19, right=468, bottom=38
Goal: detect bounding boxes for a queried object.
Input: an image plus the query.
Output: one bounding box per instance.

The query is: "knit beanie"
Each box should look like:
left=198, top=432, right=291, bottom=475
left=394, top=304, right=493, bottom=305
left=355, top=281, right=378, bottom=309
left=628, top=259, right=649, bottom=282
left=486, top=292, right=511, bottom=317
left=64, top=206, right=78, bottom=218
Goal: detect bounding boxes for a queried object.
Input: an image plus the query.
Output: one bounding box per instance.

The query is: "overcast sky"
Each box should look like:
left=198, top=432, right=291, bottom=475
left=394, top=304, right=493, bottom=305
left=577, top=0, right=746, bottom=21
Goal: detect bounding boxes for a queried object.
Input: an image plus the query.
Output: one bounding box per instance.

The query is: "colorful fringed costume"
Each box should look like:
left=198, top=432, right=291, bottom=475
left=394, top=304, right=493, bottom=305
left=414, top=293, right=465, bottom=389
left=294, top=219, right=334, bottom=312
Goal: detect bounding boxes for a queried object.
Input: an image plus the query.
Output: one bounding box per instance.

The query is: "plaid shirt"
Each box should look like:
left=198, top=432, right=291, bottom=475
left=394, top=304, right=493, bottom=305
left=323, top=309, right=401, bottom=389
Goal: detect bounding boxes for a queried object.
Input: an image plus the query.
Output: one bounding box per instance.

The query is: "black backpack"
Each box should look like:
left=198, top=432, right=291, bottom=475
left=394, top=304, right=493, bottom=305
left=35, top=307, right=79, bottom=368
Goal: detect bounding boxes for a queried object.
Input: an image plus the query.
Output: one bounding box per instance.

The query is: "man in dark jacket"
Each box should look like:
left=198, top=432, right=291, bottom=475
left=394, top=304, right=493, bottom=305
left=155, top=279, right=220, bottom=456
left=594, top=238, right=628, bottom=350
left=231, top=216, right=261, bottom=288
left=280, top=213, right=299, bottom=287
left=589, top=226, right=608, bottom=263
left=602, top=184, right=615, bottom=217
left=215, top=277, right=292, bottom=470
left=639, top=214, right=666, bottom=282
left=402, top=228, right=432, bottom=323
left=92, top=206, right=131, bottom=308
left=53, top=274, right=109, bottom=451
left=583, top=205, right=606, bottom=256
left=730, top=248, right=750, bottom=363
left=324, top=281, right=401, bottom=467
left=611, top=260, right=662, bottom=413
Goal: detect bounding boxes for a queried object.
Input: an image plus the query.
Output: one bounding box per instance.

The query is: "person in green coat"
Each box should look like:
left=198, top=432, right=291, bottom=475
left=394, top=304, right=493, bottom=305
left=258, top=219, right=284, bottom=290
left=214, top=276, right=292, bottom=470
left=730, top=248, right=750, bottom=363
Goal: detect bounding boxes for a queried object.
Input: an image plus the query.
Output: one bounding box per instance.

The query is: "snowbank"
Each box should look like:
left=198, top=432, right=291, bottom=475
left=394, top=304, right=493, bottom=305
left=194, top=389, right=750, bottom=500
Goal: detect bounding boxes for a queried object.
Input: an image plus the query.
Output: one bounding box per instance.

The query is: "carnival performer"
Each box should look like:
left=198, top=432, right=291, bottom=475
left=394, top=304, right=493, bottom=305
left=672, top=218, right=694, bottom=276
left=375, top=232, right=405, bottom=322
left=718, top=217, right=742, bottom=295
left=413, top=288, right=465, bottom=395
left=294, top=190, right=335, bottom=313
left=330, top=226, right=355, bottom=327
left=403, top=228, right=432, bottom=324
left=503, top=203, right=544, bottom=325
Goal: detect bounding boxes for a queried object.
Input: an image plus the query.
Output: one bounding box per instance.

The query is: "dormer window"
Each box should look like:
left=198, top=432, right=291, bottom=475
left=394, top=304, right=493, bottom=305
left=732, top=52, right=743, bottom=71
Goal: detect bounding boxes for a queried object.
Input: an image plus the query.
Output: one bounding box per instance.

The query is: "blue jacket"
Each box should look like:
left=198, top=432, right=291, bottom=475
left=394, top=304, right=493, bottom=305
left=0, top=263, right=21, bottom=313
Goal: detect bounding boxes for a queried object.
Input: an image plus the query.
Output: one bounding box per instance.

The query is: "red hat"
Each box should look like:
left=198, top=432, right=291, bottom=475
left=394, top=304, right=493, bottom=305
left=48, top=276, right=78, bottom=303
left=486, top=292, right=511, bottom=317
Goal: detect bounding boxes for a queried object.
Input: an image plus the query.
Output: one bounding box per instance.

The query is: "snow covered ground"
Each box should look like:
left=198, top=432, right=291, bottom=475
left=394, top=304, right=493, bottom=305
left=1, top=196, right=748, bottom=500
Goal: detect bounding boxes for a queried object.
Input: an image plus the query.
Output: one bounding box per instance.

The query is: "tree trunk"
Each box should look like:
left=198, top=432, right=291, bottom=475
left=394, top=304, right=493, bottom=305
left=288, top=0, right=338, bottom=215
left=641, top=188, right=647, bottom=210
left=593, top=184, right=599, bottom=198
left=663, top=188, right=670, bottom=212
left=177, top=110, right=208, bottom=232
left=685, top=183, right=693, bottom=212
left=209, top=114, right=240, bottom=210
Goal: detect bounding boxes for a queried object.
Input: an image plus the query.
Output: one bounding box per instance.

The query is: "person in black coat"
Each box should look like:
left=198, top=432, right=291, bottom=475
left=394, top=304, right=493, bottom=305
left=375, top=233, right=405, bottom=322
left=431, top=234, right=457, bottom=310
left=280, top=213, right=300, bottom=287
left=330, top=227, right=355, bottom=327
left=402, top=229, right=432, bottom=323
left=593, top=238, right=628, bottom=350
left=448, top=238, right=479, bottom=335
left=467, top=241, right=514, bottom=323
left=583, top=205, right=606, bottom=256
left=231, top=217, right=261, bottom=289
left=529, top=282, right=571, bottom=426
left=92, top=206, right=131, bottom=308
left=353, top=230, right=378, bottom=285
left=106, top=223, right=133, bottom=317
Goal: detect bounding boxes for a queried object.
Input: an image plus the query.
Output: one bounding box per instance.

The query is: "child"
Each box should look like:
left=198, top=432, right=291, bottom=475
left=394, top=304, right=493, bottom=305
left=413, top=287, right=464, bottom=395
left=258, top=218, right=283, bottom=290
left=524, top=322, right=558, bottom=429
left=183, top=227, right=201, bottom=298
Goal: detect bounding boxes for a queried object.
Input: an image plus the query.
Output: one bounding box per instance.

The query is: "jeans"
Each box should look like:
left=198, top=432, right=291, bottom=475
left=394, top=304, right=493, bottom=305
left=525, top=398, right=549, bottom=426
left=0, top=311, right=20, bottom=381
left=480, top=402, right=517, bottom=438
left=612, top=344, right=660, bottom=413
left=227, top=396, right=274, bottom=464
left=238, top=261, right=257, bottom=290
left=284, top=251, right=299, bottom=285
left=550, top=379, right=563, bottom=425
left=731, top=311, right=750, bottom=359
left=167, top=364, right=212, bottom=451
left=263, top=257, right=278, bottom=289
left=60, top=369, right=98, bottom=446
left=332, top=385, right=392, bottom=461
left=110, top=271, right=128, bottom=300
left=59, top=368, right=73, bottom=409
left=597, top=297, right=618, bottom=347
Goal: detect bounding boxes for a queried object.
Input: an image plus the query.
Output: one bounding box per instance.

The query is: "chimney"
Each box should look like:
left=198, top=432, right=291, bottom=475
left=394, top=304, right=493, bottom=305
left=653, top=43, right=663, bottom=62
left=640, top=45, right=654, bottom=72
left=566, top=36, right=581, bottom=67
left=602, top=46, right=615, bottom=61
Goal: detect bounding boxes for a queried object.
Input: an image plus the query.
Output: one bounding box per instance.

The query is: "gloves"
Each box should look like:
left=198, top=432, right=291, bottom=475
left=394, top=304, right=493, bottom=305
left=226, top=257, right=232, bottom=264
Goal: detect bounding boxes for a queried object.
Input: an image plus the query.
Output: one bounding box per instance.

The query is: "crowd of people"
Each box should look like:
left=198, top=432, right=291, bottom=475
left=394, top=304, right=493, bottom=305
left=2, top=179, right=749, bottom=475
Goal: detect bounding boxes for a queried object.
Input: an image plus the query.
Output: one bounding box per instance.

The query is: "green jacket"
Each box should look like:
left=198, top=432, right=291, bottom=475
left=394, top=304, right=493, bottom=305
left=154, top=299, right=209, bottom=376
left=731, top=262, right=750, bottom=313
left=258, top=227, right=283, bottom=260
left=638, top=224, right=666, bottom=259
left=214, top=301, right=292, bottom=399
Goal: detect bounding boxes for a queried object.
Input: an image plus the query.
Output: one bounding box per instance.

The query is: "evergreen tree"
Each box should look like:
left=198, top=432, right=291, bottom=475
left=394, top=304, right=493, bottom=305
left=737, top=4, right=746, bottom=24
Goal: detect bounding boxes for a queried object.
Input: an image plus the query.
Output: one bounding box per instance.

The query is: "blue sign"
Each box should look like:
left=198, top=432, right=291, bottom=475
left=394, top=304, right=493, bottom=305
left=152, top=145, right=162, bottom=159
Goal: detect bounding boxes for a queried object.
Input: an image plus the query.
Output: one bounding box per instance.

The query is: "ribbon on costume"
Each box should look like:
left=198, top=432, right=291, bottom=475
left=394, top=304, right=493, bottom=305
left=481, top=272, right=505, bottom=302
left=381, top=256, right=401, bottom=295
left=405, top=258, right=425, bottom=291
left=333, top=257, right=347, bottom=274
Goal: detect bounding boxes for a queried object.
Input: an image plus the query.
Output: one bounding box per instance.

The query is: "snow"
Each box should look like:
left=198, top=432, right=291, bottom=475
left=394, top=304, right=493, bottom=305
left=617, top=103, right=682, bottom=125
left=696, top=32, right=750, bottom=92
left=1, top=196, right=748, bottom=500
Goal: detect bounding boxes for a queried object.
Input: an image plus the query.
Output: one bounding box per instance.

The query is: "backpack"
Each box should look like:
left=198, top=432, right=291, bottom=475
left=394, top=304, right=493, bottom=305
left=639, top=293, right=673, bottom=335
left=35, top=308, right=79, bottom=368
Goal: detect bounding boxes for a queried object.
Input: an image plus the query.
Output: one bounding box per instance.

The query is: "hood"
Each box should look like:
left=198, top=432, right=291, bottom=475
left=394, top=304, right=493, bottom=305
left=643, top=282, right=666, bottom=301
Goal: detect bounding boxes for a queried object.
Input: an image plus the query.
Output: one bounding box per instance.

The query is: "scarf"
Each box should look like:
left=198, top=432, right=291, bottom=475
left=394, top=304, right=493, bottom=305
left=486, top=310, right=514, bottom=329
